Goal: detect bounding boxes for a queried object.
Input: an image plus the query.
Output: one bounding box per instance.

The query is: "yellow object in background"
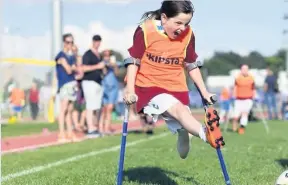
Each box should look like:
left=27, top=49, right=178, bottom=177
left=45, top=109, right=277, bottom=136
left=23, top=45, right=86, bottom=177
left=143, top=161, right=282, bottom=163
left=8, top=116, right=17, bottom=124
left=48, top=98, right=55, bottom=123
left=2, top=57, right=57, bottom=123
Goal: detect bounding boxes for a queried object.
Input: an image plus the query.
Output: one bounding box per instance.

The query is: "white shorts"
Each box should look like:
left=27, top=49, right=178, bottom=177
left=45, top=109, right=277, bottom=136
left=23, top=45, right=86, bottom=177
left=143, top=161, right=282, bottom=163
left=143, top=93, right=190, bottom=134
left=82, top=80, right=103, bottom=111
left=233, top=99, right=253, bottom=118
left=59, top=81, right=78, bottom=102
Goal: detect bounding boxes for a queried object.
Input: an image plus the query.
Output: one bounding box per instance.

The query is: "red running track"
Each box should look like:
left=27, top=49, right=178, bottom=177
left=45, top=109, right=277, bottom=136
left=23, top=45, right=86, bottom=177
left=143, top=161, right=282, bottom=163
left=1, top=120, right=166, bottom=155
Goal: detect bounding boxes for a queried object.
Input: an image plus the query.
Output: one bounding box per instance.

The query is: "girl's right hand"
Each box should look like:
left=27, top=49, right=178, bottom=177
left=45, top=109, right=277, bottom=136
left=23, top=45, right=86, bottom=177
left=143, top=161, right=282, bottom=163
left=123, top=92, right=138, bottom=105
left=203, top=92, right=217, bottom=105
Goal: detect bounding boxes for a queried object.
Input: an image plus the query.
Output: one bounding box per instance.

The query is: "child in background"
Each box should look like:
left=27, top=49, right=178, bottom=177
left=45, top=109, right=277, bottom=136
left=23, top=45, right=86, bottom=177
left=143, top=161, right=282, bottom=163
left=9, top=85, right=25, bottom=122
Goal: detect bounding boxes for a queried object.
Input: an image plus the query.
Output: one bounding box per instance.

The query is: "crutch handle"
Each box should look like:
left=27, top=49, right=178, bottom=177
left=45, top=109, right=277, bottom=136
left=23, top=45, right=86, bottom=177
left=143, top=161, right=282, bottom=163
left=125, top=94, right=138, bottom=105
left=203, top=94, right=218, bottom=107
left=210, top=95, right=218, bottom=104
left=130, top=94, right=138, bottom=103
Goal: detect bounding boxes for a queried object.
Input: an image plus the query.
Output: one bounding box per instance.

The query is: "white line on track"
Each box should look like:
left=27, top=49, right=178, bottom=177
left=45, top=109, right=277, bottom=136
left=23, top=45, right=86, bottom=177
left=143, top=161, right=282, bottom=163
left=2, top=141, right=72, bottom=155
left=2, top=133, right=169, bottom=182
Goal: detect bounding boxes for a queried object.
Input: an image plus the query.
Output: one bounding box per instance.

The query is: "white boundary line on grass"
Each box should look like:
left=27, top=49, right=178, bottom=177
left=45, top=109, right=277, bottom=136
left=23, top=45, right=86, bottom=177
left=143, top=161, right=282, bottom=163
left=1, top=132, right=169, bottom=182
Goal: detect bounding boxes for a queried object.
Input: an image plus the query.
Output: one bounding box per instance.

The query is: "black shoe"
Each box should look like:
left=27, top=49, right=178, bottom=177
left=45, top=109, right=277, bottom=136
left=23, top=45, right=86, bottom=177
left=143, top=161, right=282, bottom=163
left=146, top=129, right=154, bottom=135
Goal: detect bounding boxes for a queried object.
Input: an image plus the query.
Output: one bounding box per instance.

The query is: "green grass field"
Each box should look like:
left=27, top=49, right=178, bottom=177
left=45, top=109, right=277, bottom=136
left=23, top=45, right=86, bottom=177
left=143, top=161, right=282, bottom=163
left=1, top=121, right=287, bottom=185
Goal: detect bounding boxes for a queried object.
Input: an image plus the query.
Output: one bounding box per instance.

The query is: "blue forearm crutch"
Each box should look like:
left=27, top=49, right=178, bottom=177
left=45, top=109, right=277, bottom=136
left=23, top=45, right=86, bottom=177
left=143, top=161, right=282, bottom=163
left=194, top=84, right=231, bottom=185
left=116, top=95, right=137, bottom=185
left=116, top=105, right=129, bottom=185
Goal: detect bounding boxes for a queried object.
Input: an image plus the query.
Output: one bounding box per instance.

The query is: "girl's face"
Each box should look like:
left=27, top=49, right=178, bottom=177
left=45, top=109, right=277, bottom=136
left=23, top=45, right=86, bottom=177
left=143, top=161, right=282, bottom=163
left=161, top=12, right=192, bottom=40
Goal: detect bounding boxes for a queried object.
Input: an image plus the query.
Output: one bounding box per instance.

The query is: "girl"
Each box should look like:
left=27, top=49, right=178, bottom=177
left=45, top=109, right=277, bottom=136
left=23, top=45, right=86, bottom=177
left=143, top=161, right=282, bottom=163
left=99, top=50, right=119, bottom=135
left=123, top=0, right=223, bottom=159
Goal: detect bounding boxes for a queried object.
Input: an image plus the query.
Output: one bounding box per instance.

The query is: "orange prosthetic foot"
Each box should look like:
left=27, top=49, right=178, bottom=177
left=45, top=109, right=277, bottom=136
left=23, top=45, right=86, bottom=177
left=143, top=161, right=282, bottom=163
left=204, top=107, right=225, bottom=148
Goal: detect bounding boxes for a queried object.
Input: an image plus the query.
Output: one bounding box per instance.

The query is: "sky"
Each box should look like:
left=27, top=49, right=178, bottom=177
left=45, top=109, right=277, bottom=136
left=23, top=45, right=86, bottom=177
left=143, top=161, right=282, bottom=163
left=1, top=0, right=287, bottom=61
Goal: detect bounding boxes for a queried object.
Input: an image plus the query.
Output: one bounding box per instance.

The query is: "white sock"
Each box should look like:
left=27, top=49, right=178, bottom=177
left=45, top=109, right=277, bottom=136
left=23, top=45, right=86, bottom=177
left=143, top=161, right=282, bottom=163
left=198, top=126, right=207, bottom=142
left=240, top=115, right=248, bottom=127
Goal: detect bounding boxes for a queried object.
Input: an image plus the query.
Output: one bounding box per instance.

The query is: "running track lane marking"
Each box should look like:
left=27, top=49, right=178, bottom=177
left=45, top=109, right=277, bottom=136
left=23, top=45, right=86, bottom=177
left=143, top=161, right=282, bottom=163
left=1, top=132, right=169, bottom=182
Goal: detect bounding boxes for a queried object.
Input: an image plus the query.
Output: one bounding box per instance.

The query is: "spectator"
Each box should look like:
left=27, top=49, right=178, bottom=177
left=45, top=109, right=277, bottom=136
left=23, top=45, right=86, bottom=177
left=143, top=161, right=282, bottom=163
left=99, top=50, right=119, bottom=135
left=263, top=67, right=278, bottom=120
left=81, top=35, right=105, bottom=138
left=28, top=82, right=39, bottom=120
left=55, top=33, right=79, bottom=142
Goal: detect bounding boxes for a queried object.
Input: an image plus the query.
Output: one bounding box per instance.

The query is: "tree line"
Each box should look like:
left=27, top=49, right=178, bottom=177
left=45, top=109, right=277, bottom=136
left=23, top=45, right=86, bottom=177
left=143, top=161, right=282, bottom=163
left=113, top=49, right=287, bottom=84
left=201, top=49, right=286, bottom=76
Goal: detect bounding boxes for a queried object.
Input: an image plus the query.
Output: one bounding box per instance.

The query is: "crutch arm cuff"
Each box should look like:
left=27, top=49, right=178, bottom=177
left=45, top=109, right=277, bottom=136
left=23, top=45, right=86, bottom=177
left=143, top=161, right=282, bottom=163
left=124, top=57, right=140, bottom=68
left=184, top=60, right=203, bottom=72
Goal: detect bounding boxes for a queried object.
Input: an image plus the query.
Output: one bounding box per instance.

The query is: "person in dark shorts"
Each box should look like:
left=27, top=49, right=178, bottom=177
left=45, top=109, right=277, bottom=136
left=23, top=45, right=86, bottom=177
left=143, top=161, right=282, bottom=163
left=81, top=35, right=105, bottom=138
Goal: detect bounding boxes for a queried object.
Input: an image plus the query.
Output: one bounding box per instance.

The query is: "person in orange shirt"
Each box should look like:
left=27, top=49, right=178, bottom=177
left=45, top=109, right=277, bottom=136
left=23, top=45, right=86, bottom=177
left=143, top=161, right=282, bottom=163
left=9, top=85, right=25, bottom=121
left=123, top=0, right=224, bottom=159
left=232, top=64, right=256, bottom=134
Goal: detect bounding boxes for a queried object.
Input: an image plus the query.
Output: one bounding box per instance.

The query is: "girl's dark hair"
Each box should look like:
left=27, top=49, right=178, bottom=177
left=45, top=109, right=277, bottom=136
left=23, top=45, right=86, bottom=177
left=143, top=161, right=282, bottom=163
left=141, top=0, right=194, bottom=21
left=62, top=33, right=73, bottom=42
